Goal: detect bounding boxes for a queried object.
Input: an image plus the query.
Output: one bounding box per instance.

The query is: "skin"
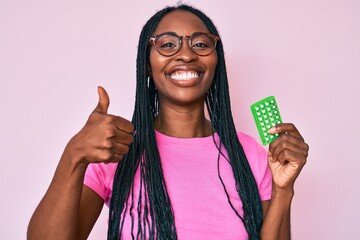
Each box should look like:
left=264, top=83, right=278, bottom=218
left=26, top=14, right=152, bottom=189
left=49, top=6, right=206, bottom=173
left=150, top=10, right=217, bottom=138
left=27, top=10, right=309, bottom=240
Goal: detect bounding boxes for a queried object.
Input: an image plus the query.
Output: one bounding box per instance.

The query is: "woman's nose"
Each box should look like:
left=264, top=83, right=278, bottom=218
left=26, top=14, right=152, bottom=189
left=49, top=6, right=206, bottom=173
left=174, top=37, right=198, bottom=62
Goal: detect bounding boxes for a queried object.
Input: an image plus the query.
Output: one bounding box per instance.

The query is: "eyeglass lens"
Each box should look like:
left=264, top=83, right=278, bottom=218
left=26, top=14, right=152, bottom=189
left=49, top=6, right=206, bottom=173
left=154, top=33, right=217, bottom=56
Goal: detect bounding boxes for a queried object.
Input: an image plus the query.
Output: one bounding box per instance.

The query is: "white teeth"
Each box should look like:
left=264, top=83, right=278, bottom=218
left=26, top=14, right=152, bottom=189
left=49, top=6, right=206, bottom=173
left=170, top=71, right=199, bottom=81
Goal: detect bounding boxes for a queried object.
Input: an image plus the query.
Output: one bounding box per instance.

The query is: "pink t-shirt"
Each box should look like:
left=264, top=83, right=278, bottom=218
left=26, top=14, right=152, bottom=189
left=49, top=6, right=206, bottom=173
left=84, top=131, right=272, bottom=239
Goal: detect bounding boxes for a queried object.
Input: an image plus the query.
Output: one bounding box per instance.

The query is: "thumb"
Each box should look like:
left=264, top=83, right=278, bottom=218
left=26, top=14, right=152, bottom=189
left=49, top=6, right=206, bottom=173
left=94, top=86, right=110, bottom=114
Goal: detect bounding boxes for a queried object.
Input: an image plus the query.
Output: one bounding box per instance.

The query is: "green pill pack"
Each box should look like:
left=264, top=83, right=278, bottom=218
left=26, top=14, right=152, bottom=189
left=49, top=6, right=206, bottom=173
left=250, top=96, right=283, bottom=145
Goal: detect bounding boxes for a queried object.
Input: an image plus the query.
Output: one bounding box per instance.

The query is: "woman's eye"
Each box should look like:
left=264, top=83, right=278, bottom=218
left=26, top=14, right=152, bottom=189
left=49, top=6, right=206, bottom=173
left=160, top=42, right=176, bottom=48
left=192, top=42, right=209, bottom=48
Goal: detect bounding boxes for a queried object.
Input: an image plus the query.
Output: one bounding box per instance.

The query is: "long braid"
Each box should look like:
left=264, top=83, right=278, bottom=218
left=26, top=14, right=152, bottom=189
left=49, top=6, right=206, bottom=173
left=195, top=9, right=263, bottom=239
left=108, top=6, right=178, bottom=240
left=108, top=4, right=263, bottom=240
left=175, top=5, right=263, bottom=239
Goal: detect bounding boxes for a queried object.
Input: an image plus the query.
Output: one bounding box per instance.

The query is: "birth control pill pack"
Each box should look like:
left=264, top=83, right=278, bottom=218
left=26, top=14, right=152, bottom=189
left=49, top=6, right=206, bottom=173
left=250, top=96, right=283, bottom=145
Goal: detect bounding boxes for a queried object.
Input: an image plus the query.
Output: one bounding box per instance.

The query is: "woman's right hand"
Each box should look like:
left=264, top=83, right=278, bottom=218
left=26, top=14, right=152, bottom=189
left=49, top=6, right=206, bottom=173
left=67, top=86, right=134, bottom=165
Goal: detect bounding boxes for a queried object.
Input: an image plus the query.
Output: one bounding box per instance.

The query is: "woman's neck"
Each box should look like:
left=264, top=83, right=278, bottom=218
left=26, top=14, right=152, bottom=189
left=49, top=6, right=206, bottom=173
left=153, top=103, right=212, bottom=138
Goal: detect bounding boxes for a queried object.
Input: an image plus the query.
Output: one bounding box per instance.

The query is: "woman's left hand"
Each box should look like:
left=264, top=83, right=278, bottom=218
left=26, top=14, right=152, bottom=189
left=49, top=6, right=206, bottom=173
left=267, top=123, right=309, bottom=192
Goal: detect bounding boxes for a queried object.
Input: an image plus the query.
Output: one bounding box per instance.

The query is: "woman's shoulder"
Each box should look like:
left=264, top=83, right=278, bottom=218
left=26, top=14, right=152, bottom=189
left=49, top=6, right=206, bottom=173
left=236, top=131, right=268, bottom=163
left=236, top=131, right=262, bottom=148
left=87, top=162, right=118, bottom=173
left=84, top=162, right=118, bottom=189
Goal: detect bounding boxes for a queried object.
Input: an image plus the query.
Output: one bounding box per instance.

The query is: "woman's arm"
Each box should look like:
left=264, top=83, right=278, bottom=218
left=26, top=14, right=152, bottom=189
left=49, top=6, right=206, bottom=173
left=27, top=148, right=100, bottom=240
left=27, top=87, right=134, bottom=239
left=261, top=191, right=293, bottom=239
left=260, top=123, right=309, bottom=240
left=77, top=185, right=106, bottom=239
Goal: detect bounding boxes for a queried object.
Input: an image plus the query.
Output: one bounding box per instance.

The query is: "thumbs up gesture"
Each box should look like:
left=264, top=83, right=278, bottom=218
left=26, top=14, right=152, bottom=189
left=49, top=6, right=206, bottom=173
left=67, top=86, right=134, bottom=164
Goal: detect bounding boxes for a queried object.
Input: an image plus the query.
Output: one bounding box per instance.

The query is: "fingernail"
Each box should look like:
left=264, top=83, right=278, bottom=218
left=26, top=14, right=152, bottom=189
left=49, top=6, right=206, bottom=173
left=268, top=127, right=276, bottom=134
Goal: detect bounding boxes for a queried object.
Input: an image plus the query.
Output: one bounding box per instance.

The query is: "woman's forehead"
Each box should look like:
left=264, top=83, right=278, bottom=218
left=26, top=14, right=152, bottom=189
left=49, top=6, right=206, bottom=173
left=153, top=10, right=209, bottom=36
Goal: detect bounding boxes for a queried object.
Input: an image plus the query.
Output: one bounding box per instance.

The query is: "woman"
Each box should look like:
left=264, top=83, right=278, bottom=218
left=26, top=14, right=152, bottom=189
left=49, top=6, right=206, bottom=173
left=28, top=4, right=309, bottom=240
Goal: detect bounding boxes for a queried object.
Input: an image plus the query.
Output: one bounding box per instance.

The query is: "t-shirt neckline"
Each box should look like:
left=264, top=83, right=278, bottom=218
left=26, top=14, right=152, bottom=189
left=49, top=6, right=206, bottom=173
left=155, top=130, right=220, bottom=149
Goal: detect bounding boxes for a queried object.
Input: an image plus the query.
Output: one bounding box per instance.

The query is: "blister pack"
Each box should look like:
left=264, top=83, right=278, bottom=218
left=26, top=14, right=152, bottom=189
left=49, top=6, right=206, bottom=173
left=250, top=96, right=283, bottom=145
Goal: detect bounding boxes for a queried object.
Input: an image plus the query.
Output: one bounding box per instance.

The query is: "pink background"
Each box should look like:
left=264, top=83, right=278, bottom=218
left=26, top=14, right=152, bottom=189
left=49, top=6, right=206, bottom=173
left=1, top=0, right=359, bottom=239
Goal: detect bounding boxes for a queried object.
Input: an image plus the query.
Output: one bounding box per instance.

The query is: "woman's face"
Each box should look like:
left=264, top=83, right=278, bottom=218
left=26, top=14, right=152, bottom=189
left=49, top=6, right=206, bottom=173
left=149, top=10, right=218, bottom=107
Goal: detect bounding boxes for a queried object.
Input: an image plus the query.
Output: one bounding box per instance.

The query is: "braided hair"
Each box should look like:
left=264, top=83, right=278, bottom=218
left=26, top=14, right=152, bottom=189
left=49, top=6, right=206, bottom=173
left=108, top=4, right=263, bottom=240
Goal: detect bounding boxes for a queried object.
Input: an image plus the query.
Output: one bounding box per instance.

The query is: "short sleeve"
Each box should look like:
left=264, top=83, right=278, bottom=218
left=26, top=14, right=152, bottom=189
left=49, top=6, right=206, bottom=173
left=238, top=132, right=272, bottom=201
left=83, top=162, right=117, bottom=206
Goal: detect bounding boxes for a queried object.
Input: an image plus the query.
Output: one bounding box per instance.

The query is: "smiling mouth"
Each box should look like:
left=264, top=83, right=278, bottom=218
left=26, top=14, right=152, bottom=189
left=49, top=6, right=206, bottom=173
left=169, top=71, right=201, bottom=81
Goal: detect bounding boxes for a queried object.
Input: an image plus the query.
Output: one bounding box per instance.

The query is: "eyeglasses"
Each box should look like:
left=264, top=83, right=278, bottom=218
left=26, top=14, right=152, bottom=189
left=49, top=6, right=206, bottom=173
left=149, top=32, right=220, bottom=57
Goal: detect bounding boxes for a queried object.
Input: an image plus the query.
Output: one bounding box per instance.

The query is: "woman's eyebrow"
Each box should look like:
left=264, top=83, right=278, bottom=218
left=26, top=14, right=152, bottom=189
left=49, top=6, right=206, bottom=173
left=153, top=31, right=177, bottom=37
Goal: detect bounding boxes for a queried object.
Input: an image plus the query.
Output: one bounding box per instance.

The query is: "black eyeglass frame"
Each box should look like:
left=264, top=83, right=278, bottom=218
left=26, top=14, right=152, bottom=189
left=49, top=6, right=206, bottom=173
left=148, top=32, right=220, bottom=57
